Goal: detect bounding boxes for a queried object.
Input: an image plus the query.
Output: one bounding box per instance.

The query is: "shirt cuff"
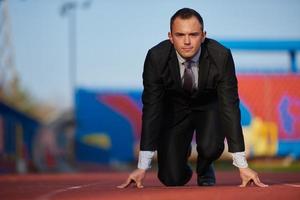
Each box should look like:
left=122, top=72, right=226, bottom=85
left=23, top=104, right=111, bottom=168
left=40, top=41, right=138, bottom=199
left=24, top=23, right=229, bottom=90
left=137, top=151, right=155, bottom=170
left=231, top=152, right=248, bottom=168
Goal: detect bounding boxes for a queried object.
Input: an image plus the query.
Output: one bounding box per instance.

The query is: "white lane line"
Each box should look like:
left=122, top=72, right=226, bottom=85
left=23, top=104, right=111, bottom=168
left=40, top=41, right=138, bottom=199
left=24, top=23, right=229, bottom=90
left=35, top=182, right=102, bottom=200
left=263, top=179, right=300, bottom=188
left=282, top=183, right=300, bottom=188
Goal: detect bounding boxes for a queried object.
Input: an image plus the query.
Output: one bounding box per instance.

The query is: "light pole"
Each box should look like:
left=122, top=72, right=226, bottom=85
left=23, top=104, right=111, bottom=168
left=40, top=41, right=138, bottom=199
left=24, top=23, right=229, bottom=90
left=60, top=1, right=77, bottom=107
left=60, top=0, right=91, bottom=164
left=60, top=0, right=92, bottom=107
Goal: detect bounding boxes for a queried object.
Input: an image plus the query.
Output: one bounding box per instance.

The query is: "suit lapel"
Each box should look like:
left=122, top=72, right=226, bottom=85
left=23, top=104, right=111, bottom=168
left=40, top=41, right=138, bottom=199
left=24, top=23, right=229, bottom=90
left=168, top=47, right=182, bottom=89
left=197, top=43, right=210, bottom=91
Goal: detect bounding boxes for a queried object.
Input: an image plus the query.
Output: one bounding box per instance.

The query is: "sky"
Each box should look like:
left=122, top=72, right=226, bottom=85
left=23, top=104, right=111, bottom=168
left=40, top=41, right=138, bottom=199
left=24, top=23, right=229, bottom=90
left=6, top=0, right=300, bottom=110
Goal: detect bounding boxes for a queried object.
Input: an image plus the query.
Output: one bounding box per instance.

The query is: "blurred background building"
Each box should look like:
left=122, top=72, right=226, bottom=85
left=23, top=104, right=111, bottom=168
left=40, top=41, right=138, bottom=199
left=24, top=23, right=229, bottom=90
left=0, top=0, right=300, bottom=173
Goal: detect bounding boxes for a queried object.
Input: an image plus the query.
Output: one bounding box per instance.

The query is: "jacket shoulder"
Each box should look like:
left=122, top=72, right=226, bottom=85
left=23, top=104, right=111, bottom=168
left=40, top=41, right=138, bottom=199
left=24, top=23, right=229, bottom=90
left=205, top=38, right=230, bottom=54
left=146, top=40, right=173, bottom=66
left=148, top=40, right=172, bottom=57
left=204, top=38, right=232, bottom=67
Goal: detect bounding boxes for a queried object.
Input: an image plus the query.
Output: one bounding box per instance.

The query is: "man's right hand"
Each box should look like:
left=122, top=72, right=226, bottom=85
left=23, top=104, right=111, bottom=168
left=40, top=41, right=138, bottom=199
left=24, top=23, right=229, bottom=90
left=239, top=167, right=268, bottom=187
left=117, top=168, right=146, bottom=189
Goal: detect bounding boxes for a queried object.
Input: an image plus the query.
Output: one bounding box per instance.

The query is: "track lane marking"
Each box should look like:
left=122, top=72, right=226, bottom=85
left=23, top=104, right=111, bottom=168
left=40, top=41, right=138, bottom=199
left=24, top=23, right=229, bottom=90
left=35, top=182, right=102, bottom=200
left=282, top=183, right=300, bottom=188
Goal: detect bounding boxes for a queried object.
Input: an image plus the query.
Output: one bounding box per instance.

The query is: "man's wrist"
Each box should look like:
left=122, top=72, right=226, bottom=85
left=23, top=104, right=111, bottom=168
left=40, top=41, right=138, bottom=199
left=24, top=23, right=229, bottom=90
left=232, top=152, right=248, bottom=168
left=137, top=151, right=155, bottom=170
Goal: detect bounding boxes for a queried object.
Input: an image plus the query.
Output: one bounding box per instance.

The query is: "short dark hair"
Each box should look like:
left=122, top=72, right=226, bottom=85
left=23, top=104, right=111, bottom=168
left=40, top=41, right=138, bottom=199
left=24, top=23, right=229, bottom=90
left=170, top=8, right=204, bottom=32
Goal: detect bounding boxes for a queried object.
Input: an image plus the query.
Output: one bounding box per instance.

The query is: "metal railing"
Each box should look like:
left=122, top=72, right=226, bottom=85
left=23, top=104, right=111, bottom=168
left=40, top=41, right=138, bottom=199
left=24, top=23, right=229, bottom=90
left=220, top=40, right=300, bottom=73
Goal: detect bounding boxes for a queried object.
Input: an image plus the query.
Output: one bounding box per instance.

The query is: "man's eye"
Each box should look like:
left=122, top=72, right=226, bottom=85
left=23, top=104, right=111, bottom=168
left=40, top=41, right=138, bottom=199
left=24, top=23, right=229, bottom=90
left=190, top=33, right=200, bottom=36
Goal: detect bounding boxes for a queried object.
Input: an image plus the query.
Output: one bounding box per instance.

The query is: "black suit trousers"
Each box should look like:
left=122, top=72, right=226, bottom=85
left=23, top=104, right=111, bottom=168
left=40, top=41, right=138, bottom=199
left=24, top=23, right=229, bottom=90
left=157, top=108, right=225, bottom=186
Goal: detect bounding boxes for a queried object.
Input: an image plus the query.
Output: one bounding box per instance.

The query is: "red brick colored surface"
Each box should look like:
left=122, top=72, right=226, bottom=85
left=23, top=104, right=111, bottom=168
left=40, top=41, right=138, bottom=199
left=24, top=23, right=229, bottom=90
left=0, top=171, right=299, bottom=200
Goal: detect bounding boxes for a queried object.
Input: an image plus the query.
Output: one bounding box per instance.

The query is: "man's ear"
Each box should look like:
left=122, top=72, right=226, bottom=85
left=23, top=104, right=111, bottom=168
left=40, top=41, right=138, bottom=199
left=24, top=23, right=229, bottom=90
left=168, top=32, right=174, bottom=44
left=201, top=31, right=207, bottom=43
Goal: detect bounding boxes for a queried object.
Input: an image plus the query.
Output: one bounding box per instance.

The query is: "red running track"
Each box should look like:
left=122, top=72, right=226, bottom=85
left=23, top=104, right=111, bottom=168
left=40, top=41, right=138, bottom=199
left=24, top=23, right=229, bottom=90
left=0, top=171, right=300, bottom=200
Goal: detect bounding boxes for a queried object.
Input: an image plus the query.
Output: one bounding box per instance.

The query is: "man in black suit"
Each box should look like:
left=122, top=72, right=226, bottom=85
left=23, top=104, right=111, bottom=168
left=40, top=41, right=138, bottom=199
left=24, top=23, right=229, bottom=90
left=119, top=8, right=267, bottom=188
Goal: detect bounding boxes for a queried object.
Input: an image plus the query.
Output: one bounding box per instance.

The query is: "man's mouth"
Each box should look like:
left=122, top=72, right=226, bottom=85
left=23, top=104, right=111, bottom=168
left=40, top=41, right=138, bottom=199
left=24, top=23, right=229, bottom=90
left=182, top=47, right=193, bottom=52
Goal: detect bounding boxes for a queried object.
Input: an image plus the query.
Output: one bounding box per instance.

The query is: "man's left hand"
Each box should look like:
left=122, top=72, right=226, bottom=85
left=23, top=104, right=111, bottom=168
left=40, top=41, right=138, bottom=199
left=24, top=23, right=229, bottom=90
left=239, top=167, right=268, bottom=187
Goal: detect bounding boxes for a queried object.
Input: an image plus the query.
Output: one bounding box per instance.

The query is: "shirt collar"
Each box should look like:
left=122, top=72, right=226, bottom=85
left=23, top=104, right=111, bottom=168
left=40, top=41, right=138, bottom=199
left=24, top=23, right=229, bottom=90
left=175, top=47, right=201, bottom=64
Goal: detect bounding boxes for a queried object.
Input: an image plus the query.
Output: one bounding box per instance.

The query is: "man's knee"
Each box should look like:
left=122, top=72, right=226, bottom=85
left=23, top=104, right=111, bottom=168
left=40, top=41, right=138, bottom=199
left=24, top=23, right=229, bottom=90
left=158, top=167, right=192, bottom=186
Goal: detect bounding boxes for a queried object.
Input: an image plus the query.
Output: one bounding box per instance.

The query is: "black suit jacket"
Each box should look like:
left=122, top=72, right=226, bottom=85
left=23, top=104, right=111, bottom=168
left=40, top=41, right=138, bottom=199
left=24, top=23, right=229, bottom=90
left=140, top=38, right=245, bottom=153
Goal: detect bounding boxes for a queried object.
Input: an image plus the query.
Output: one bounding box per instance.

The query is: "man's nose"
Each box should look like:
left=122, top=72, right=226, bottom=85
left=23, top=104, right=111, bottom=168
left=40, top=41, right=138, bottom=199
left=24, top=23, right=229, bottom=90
left=184, top=35, right=190, bottom=44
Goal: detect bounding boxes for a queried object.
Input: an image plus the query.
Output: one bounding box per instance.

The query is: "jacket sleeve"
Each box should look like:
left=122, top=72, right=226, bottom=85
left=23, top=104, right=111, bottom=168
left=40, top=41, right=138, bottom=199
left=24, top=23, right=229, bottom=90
left=140, top=50, right=165, bottom=151
left=217, top=49, right=245, bottom=153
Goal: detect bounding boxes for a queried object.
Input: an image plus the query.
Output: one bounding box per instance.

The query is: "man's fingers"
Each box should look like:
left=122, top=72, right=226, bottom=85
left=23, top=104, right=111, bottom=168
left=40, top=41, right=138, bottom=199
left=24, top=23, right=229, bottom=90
left=117, top=178, right=134, bottom=189
left=239, top=179, right=249, bottom=187
left=253, top=177, right=269, bottom=187
left=239, top=177, right=268, bottom=188
left=136, top=180, right=144, bottom=189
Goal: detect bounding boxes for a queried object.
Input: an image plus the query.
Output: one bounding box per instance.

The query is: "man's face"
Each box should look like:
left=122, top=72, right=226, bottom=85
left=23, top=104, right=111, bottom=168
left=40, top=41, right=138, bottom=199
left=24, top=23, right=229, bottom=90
left=168, top=16, right=206, bottom=60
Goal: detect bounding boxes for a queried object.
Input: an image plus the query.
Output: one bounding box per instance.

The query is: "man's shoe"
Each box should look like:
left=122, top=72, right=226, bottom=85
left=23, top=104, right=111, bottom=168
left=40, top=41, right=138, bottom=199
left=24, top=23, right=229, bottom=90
left=197, top=164, right=216, bottom=186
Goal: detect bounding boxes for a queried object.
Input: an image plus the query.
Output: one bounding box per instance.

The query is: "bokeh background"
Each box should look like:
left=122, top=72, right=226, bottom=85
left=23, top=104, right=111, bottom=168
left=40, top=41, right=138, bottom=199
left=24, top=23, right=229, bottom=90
left=1, top=0, right=300, bottom=173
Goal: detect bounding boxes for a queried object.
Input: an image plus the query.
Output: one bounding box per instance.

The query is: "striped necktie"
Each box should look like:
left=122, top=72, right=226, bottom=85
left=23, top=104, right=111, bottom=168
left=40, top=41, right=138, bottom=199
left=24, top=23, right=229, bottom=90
left=183, top=60, right=195, bottom=93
